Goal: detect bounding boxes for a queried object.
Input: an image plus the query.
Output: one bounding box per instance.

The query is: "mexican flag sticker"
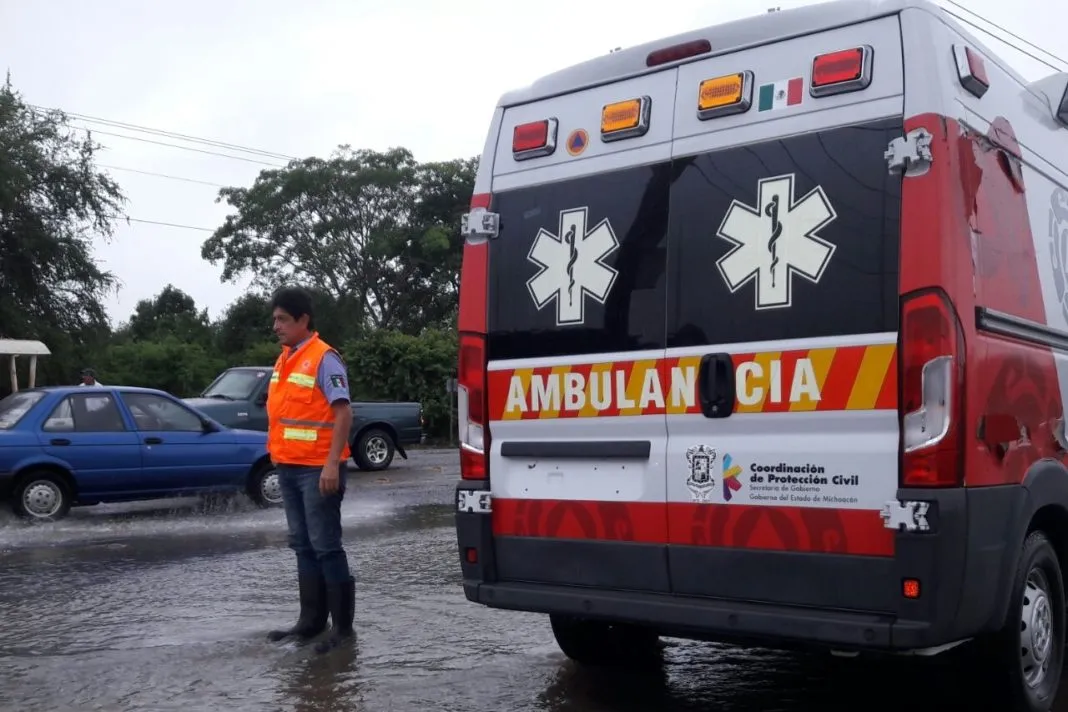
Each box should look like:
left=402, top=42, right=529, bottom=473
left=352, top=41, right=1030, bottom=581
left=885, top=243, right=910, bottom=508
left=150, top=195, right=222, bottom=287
left=758, top=77, right=804, bottom=112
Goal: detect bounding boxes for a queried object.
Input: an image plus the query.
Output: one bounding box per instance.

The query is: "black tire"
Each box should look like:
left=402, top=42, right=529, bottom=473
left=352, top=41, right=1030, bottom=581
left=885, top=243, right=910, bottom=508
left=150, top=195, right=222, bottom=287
left=12, top=470, right=73, bottom=522
left=977, top=530, right=1065, bottom=712
left=549, top=614, right=661, bottom=667
left=247, top=462, right=283, bottom=508
left=354, top=428, right=395, bottom=471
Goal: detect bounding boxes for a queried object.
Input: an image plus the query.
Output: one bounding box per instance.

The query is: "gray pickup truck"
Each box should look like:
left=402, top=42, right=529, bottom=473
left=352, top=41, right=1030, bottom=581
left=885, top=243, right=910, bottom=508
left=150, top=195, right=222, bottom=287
left=184, top=367, right=423, bottom=471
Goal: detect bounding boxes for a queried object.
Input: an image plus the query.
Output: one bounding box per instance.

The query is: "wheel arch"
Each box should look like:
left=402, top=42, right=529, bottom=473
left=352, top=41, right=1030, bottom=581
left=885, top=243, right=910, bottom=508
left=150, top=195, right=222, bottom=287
left=14, top=461, right=77, bottom=497
left=352, top=421, right=398, bottom=449
left=989, top=459, right=1068, bottom=631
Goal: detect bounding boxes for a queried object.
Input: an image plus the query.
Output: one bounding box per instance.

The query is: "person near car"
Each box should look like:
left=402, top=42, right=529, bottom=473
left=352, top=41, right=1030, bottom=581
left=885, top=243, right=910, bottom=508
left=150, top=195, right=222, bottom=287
left=264, top=285, right=356, bottom=653
left=77, top=368, right=105, bottom=386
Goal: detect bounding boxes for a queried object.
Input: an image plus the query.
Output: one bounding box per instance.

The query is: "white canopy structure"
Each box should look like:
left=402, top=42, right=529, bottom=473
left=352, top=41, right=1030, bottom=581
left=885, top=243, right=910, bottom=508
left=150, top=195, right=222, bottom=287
left=0, top=339, right=51, bottom=392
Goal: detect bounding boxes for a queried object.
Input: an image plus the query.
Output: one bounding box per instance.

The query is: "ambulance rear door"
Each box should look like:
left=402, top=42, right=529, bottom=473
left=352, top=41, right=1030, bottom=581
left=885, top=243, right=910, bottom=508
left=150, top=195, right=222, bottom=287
left=664, top=16, right=905, bottom=611
left=484, top=69, right=677, bottom=593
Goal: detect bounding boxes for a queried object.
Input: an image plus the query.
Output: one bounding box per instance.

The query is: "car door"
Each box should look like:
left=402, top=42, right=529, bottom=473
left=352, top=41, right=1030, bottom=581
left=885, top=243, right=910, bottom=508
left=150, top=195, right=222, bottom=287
left=37, top=392, right=142, bottom=498
left=119, top=392, right=243, bottom=493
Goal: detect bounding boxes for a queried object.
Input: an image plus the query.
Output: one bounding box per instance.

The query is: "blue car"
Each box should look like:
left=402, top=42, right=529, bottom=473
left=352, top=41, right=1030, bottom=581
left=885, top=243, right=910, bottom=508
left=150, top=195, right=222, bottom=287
left=0, top=385, right=282, bottom=521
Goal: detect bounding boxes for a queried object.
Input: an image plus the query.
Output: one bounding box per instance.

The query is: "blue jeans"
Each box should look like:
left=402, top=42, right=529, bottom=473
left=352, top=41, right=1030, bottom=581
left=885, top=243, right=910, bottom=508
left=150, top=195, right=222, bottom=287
left=277, top=463, right=350, bottom=583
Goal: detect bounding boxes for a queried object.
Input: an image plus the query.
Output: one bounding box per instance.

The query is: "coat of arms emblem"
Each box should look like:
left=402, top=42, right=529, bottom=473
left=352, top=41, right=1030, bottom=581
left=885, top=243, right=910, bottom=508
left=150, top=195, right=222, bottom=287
left=685, top=445, right=717, bottom=503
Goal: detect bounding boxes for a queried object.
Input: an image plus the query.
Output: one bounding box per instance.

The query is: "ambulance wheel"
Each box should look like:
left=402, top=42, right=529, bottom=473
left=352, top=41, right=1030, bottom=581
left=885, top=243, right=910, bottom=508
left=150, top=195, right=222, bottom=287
left=978, top=530, right=1065, bottom=712
left=549, top=614, right=661, bottom=667
left=354, top=428, right=394, bottom=471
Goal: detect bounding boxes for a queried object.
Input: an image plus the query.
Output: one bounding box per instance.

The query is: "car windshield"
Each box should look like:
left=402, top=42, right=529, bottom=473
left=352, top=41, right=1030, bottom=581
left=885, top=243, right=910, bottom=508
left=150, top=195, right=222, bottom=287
left=201, top=370, right=266, bottom=400
left=0, top=391, right=45, bottom=429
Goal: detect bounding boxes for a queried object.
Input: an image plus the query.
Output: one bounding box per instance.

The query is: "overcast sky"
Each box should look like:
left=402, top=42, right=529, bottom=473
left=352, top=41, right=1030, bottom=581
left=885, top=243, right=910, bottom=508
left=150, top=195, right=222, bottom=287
left=2, top=0, right=1063, bottom=325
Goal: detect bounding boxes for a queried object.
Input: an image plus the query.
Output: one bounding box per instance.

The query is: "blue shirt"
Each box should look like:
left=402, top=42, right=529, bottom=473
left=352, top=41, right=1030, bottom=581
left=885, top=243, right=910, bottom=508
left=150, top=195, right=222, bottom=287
left=287, top=337, right=351, bottom=406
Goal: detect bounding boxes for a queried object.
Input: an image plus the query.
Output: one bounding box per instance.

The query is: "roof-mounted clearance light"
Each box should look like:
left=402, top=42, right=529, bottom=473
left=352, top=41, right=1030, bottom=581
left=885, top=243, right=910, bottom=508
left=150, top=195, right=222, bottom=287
left=810, top=46, right=873, bottom=97
left=953, top=45, right=989, bottom=98
left=600, top=96, right=651, bottom=142
left=697, top=71, right=754, bottom=120
left=646, top=39, right=712, bottom=67
left=512, top=118, right=558, bottom=160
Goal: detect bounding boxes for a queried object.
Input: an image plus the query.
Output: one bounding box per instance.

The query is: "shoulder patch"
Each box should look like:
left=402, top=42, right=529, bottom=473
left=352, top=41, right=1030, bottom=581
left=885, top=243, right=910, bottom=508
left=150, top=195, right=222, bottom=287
left=329, top=374, right=347, bottom=389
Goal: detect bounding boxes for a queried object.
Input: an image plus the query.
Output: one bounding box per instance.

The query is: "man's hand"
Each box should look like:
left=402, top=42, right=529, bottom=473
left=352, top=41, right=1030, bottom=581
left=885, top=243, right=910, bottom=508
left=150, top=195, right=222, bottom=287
left=320, top=460, right=340, bottom=495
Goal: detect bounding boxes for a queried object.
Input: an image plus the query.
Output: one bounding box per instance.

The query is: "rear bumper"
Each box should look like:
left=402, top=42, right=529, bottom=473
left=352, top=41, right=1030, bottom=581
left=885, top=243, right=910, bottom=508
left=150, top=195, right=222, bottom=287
left=456, top=482, right=1026, bottom=652
left=465, top=580, right=909, bottom=649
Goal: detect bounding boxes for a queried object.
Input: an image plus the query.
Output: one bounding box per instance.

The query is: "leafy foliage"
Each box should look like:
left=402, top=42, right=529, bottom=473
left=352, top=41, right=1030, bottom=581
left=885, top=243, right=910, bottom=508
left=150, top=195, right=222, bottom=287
left=343, top=328, right=457, bottom=437
left=200, top=147, right=475, bottom=333
left=3, top=75, right=467, bottom=439
left=0, top=75, right=125, bottom=386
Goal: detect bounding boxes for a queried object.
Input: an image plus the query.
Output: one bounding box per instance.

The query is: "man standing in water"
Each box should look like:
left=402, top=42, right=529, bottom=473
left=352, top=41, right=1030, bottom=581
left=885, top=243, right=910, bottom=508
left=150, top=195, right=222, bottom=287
left=264, top=285, right=356, bottom=653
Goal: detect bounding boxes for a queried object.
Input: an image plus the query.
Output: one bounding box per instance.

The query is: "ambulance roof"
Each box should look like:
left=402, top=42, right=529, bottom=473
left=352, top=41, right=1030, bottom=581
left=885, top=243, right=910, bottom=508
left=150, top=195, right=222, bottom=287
left=498, top=0, right=983, bottom=108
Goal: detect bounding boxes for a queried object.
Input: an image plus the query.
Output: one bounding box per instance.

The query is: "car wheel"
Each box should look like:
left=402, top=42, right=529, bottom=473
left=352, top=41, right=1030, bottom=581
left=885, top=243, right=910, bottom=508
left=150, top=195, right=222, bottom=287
left=12, top=471, right=72, bottom=522
left=976, top=530, right=1065, bottom=712
left=354, top=428, right=395, bottom=471
left=549, top=614, right=661, bottom=667
left=248, top=463, right=283, bottom=508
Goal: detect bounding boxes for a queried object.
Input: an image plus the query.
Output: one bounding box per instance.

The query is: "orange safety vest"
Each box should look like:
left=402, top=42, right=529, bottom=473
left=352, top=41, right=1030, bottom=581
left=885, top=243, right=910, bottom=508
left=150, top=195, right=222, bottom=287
left=266, top=332, right=352, bottom=466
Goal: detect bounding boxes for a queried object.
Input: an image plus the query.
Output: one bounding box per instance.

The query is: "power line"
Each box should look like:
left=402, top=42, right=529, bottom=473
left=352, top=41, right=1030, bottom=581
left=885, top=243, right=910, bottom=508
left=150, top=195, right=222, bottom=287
left=69, top=125, right=287, bottom=167
left=118, top=216, right=216, bottom=232
left=29, top=104, right=299, bottom=162
left=942, top=0, right=1067, bottom=69
left=940, top=6, right=1065, bottom=73
left=99, top=164, right=226, bottom=189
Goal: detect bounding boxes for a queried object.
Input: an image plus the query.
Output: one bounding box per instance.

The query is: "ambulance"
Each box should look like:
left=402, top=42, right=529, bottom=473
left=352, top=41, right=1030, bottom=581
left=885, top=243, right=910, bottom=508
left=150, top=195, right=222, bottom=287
left=453, top=0, right=1068, bottom=709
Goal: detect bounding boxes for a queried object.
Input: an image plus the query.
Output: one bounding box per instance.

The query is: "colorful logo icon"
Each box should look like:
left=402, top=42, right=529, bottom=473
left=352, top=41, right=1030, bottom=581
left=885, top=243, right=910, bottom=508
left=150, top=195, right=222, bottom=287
left=566, top=129, right=589, bottom=156
left=722, top=453, right=743, bottom=501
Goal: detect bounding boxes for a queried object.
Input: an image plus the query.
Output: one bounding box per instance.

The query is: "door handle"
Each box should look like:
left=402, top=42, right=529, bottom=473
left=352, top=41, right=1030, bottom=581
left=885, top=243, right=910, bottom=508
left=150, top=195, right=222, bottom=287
left=698, top=353, right=736, bottom=419
left=49, top=438, right=71, bottom=446
left=144, top=437, right=163, bottom=445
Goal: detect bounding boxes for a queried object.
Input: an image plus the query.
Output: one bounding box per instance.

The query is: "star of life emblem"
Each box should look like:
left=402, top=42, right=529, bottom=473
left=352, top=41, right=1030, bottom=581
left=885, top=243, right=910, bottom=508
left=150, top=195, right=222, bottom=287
left=685, top=445, right=717, bottom=503
left=1048, top=187, right=1068, bottom=324
left=527, top=207, right=620, bottom=326
left=715, top=173, right=837, bottom=310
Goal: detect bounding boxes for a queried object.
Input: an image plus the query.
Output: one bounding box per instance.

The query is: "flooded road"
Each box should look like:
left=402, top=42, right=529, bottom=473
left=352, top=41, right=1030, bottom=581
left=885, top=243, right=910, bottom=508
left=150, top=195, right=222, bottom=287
left=1, top=448, right=1067, bottom=712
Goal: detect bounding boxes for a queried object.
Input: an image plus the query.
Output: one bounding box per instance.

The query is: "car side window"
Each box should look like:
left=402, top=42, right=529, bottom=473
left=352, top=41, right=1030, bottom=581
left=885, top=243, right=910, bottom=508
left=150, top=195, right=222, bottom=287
left=121, top=393, right=204, bottom=432
left=43, top=394, right=127, bottom=433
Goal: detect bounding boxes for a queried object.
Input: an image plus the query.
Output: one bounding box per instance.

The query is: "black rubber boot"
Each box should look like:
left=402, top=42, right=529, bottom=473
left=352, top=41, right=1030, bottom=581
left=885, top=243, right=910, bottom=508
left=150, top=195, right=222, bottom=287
left=314, top=576, right=355, bottom=653
left=267, top=573, right=328, bottom=642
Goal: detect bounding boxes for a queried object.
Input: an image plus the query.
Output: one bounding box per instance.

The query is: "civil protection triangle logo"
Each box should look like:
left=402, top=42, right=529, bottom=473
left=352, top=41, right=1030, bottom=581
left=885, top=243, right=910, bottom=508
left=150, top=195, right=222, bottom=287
left=715, top=173, right=837, bottom=310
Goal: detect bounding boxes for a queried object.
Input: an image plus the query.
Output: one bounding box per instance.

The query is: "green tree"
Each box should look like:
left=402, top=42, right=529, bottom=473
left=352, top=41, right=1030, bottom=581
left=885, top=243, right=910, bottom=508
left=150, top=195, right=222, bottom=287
left=213, top=291, right=273, bottom=357
left=201, top=147, right=475, bottom=335
left=101, top=337, right=225, bottom=397
left=118, top=284, right=213, bottom=345
left=0, top=75, right=125, bottom=386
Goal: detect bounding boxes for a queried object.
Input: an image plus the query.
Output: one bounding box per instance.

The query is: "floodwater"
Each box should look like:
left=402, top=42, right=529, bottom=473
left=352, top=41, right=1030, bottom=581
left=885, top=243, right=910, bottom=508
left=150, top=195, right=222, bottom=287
left=1, top=449, right=1067, bottom=712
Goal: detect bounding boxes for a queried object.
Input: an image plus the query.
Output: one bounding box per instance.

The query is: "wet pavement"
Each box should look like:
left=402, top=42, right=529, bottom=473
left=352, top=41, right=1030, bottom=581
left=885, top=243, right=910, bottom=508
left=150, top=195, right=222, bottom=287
left=1, top=448, right=1067, bottom=712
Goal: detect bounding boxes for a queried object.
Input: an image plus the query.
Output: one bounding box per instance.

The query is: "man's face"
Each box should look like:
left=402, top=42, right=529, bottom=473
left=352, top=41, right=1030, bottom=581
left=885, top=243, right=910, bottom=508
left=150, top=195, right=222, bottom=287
left=272, top=307, right=309, bottom=347
left=81, top=374, right=93, bottom=385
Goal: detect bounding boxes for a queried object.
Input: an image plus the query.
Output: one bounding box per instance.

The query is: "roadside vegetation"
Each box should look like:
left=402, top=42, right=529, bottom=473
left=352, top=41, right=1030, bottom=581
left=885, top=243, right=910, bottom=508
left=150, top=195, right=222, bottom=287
left=0, top=76, right=471, bottom=440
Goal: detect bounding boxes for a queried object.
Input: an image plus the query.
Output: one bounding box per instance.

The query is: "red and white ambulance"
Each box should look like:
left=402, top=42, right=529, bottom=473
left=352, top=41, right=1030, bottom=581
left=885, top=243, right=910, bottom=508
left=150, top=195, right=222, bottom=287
left=454, top=1, right=1068, bottom=709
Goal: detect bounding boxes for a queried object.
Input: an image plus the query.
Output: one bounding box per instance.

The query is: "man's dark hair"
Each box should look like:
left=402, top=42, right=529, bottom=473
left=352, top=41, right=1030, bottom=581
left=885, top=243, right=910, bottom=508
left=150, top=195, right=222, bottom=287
left=271, top=285, right=315, bottom=329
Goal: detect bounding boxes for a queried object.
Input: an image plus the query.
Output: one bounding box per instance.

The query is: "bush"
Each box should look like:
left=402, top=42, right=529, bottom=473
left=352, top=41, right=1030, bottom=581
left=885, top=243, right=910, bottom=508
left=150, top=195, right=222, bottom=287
left=342, top=328, right=456, bottom=438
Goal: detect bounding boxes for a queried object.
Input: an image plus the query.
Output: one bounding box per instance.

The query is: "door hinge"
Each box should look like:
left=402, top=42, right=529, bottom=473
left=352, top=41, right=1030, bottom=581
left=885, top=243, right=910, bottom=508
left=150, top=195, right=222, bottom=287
left=885, top=127, right=934, bottom=177
left=879, top=500, right=931, bottom=532
left=460, top=207, right=500, bottom=242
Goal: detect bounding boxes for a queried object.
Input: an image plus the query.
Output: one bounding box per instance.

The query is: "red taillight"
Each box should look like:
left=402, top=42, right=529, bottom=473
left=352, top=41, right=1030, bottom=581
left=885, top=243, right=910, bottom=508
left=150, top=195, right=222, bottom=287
left=646, top=39, right=711, bottom=67
left=458, top=333, right=487, bottom=480
left=953, top=44, right=990, bottom=98
left=512, top=119, right=557, bottom=159
left=810, top=46, right=873, bottom=97
left=900, top=289, right=965, bottom=487
left=457, top=191, right=491, bottom=481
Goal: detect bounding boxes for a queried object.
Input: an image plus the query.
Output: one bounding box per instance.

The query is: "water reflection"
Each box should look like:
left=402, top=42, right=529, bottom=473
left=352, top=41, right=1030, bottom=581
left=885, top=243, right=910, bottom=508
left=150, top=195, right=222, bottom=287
left=275, top=642, right=365, bottom=712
